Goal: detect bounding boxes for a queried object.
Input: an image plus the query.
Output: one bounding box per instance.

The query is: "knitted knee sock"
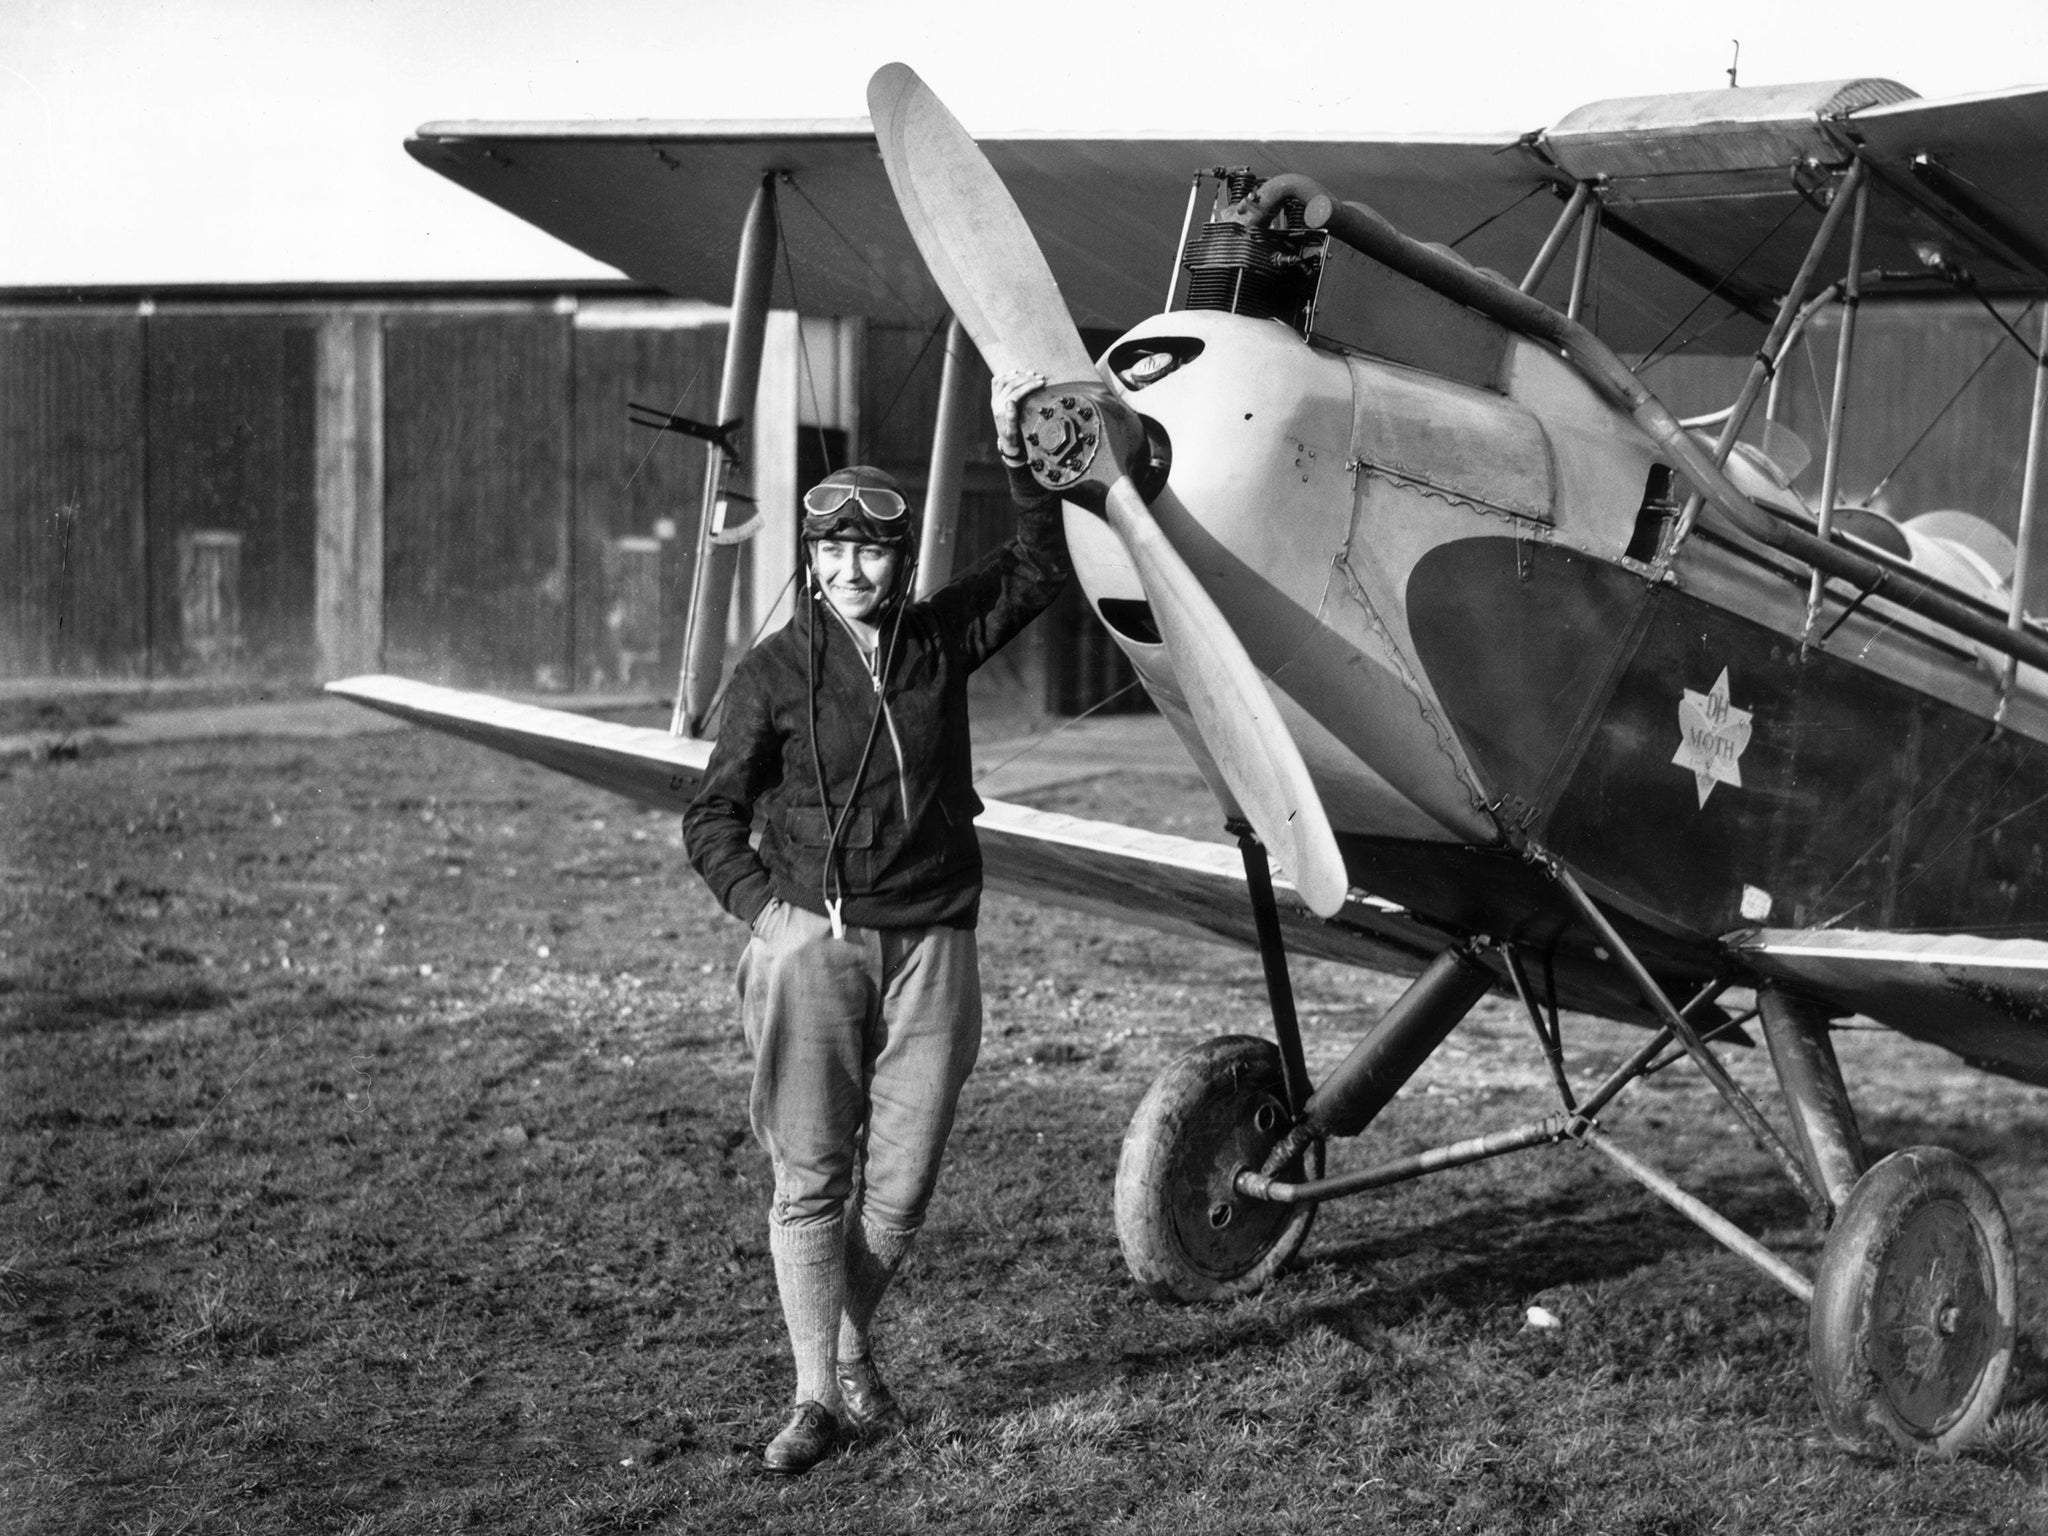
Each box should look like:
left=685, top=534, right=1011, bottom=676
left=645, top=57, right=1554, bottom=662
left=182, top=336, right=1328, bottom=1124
left=838, top=1213, right=916, bottom=1362
left=768, top=1216, right=846, bottom=1411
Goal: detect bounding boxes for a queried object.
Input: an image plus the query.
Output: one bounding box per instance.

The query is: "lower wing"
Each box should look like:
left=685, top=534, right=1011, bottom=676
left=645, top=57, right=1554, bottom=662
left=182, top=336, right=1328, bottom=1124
left=324, top=675, right=1447, bottom=975
left=1737, top=927, right=2048, bottom=1087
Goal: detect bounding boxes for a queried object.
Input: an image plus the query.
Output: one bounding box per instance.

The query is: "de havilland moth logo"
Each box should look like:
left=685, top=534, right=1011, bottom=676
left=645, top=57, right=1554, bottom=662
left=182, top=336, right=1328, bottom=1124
left=1673, top=668, right=1753, bottom=807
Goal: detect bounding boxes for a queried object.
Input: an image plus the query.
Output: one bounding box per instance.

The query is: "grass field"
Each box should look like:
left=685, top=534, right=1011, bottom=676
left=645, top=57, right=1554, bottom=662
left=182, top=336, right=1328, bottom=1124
left=6, top=715, right=2048, bottom=1533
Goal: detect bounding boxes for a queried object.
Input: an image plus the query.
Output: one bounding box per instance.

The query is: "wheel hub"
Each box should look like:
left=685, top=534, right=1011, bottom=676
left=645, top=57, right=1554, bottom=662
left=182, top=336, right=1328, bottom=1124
left=1871, top=1197, right=1999, bottom=1435
left=1166, top=1083, right=1298, bottom=1274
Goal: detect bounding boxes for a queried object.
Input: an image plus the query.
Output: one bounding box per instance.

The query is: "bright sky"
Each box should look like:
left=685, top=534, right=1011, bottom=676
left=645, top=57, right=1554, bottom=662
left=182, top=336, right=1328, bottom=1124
left=4, top=0, right=2045, bottom=287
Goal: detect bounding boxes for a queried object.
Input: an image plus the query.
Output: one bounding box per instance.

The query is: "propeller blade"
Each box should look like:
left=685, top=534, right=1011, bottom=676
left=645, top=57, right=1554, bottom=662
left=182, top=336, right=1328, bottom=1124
left=868, top=62, right=1350, bottom=917
left=1100, top=478, right=1350, bottom=916
left=867, top=63, right=1096, bottom=383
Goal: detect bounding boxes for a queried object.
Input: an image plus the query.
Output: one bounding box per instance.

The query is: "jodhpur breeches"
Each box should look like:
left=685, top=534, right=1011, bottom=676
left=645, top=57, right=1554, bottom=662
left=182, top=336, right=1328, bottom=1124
left=736, top=899, right=983, bottom=1230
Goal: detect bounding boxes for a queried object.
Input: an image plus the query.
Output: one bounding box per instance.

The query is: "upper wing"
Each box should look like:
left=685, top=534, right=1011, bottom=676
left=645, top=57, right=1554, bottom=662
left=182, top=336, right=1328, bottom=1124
left=1542, top=79, right=2048, bottom=317
left=324, top=674, right=1448, bottom=975
left=1736, top=927, right=2048, bottom=1086
left=404, top=119, right=1753, bottom=354
left=408, top=80, right=2048, bottom=365
left=406, top=120, right=1534, bottom=333
left=1848, top=85, right=2048, bottom=290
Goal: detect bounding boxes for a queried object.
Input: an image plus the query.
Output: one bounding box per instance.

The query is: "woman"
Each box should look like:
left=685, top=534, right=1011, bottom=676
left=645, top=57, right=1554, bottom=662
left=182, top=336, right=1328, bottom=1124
left=684, top=368, right=1064, bottom=1473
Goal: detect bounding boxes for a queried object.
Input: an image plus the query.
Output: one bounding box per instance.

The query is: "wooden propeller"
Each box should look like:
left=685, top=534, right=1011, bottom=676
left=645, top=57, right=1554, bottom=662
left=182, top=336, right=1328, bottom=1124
left=868, top=63, right=1350, bottom=917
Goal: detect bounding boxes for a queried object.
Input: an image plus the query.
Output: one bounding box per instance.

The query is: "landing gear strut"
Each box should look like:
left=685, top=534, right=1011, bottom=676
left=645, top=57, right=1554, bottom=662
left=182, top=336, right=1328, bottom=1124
left=1110, top=832, right=2023, bottom=1458
left=1113, top=828, right=1326, bottom=1300
left=1114, top=829, right=1489, bottom=1300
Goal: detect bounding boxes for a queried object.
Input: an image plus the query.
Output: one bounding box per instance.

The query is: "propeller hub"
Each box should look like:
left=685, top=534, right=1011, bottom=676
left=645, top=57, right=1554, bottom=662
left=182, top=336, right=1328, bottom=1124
left=1024, top=384, right=1160, bottom=507
left=1023, top=389, right=1105, bottom=488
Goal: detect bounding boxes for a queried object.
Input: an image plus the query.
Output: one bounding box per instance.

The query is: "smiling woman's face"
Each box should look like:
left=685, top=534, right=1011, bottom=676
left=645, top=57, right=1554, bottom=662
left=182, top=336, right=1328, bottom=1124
left=810, top=539, right=902, bottom=625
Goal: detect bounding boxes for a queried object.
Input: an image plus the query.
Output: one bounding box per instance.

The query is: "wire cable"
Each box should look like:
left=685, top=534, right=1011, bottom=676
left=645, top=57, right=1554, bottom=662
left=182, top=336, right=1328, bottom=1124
left=1637, top=196, right=1808, bottom=374
left=864, top=311, right=953, bottom=452
left=1448, top=183, right=1549, bottom=252
left=622, top=360, right=708, bottom=495
left=970, top=678, right=1144, bottom=787
left=699, top=566, right=798, bottom=728
left=1865, top=299, right=2038, bottom=507
left=776, top=221, right=841, bottom=476
left=784, top=175, right=931, bottom=320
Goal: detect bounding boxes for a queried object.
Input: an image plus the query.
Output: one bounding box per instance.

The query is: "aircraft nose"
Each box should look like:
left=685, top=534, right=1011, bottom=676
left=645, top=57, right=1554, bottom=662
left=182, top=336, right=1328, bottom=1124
left=868, top=62, right=1347, bottom=918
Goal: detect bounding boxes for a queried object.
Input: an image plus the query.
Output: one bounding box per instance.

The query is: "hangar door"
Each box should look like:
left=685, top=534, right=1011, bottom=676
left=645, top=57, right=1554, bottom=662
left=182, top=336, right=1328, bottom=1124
left=0, top=312, right=147, bottom=677
left=382, top=307, right=575, bottom=691
left=147, top=312, right=320, bottom=680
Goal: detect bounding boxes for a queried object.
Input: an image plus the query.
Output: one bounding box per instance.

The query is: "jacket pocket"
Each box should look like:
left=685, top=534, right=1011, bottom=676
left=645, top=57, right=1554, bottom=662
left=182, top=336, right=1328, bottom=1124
left=782, top=804, right=877, bottom=849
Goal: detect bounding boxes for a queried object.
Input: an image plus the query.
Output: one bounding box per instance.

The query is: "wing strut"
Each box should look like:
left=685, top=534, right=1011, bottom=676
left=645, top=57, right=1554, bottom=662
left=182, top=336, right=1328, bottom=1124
left=1233, top=823, right=1312, bottom=1114
left=1700, top=161, right=1867, bottom=499
left=2002, top=304, right=2048, bottom=714
left=1803, top=173, right=1872, bottom=641
left=1518, top=181, right=1595, bottom=296
left=675, top=173, right=780, bottom=737
left=1565, top=194, right=1602, bottom=321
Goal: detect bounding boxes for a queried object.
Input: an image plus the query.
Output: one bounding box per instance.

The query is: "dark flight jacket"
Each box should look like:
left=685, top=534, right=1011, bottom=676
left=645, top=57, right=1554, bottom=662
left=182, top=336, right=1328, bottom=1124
left=684, top=468, right=1069, bottom=932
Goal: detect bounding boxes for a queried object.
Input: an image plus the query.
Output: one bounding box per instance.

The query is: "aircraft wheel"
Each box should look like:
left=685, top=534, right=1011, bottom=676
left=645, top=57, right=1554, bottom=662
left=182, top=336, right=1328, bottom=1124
left=1115, top=1035, right=1322, bottom=1302
left=1809, top=1146, right=2016, bottom=1457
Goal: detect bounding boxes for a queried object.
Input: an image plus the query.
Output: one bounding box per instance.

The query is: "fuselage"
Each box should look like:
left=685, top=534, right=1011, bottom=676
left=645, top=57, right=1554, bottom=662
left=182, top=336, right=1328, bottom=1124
left=1066, top=305, right=2048, bottom=976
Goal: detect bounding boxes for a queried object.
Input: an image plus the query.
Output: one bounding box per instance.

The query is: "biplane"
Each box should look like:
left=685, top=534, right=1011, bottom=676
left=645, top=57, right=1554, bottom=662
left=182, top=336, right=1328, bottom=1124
left=331, top=66, right=2048, bottom=1457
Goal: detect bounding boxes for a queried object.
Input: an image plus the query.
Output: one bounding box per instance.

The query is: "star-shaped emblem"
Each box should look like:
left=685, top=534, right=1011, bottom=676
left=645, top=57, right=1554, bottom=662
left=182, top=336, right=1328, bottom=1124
left=1672, top=667, right=1752, bottom=808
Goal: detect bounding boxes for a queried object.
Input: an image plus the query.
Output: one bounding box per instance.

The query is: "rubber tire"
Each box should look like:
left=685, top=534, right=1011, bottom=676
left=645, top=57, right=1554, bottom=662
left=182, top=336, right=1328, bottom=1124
left=1809, top=1146, right=2017, bottom=1457
left=1115, top=1035, right=1321, bottom=1302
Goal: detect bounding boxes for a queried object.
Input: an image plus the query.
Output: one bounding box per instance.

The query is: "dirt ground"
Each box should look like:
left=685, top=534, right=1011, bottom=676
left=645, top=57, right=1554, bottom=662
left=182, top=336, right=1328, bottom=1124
left=6, top=703, right=2048, bottom=1534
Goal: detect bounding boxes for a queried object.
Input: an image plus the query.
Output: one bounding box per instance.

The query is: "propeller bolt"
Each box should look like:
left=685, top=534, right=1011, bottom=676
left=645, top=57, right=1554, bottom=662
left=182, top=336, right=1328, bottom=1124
left=1034, top=419, right=1073, bottom=455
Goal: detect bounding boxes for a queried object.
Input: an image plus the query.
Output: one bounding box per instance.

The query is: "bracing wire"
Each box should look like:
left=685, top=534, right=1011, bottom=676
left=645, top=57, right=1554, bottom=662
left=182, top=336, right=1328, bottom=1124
left=776, top=219, right=839, bottom=475
left=1448, top=183, right=1548, bottom=252
left=1963, top=283, right=2047, bottom=363
left=700, top=567, right=799, bottom=727
left=623, top=360, right=707, bottom=494
left=1638, top=196, right=1808, bottom=374
left=784, top=175, right=930, bottom=320
left=865, top=311, right=953, bottom=449
left=971, top=679, right=1145, bottom=788
left=782, top=174, right=961, bottom=454
left=1802, top=332, right=1830, bottom=430
left=1866, top=299, right=2040, bottom=507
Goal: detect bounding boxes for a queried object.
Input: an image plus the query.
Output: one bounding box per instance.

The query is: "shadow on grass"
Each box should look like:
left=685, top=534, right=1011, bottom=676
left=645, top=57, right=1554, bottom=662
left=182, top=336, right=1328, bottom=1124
left=1856, top=1106, right=2048, bottom=1170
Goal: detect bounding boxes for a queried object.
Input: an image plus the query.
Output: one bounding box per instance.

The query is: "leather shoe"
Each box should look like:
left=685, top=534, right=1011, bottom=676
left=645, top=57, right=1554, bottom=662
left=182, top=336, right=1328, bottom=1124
left=835, top=1354, right=907, bottom=1435
left=763, top=1400, right=838, bottom=1475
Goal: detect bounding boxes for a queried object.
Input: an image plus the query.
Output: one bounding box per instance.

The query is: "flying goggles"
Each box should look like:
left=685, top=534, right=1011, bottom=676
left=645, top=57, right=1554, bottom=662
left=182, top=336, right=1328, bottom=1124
left=801, top=480, right=912, bottom=543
